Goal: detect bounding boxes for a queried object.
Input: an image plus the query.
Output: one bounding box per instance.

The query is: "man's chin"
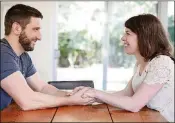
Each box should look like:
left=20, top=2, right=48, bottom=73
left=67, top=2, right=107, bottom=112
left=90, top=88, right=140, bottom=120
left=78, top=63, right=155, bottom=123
left=24, top=47, right=34, bottom=51
left=28, top=48, right=34, bottom=51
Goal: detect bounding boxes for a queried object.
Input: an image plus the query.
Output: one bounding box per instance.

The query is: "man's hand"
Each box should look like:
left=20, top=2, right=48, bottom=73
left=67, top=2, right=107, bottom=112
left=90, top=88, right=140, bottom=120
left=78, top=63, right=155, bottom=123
left=69, top=86, right=97, bottom=99
left=82, top=88, right=96, bottom=98
left=66, top=86, right=87, bottom=96
left=82, top=88, right=103, bottom=104
left=67, top=87, right=95, bottom=105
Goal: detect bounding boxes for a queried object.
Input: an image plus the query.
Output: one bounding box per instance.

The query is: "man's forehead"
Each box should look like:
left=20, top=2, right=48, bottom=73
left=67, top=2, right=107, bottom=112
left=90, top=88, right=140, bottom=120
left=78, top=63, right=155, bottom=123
left=28, top=17, right=41, bottom=27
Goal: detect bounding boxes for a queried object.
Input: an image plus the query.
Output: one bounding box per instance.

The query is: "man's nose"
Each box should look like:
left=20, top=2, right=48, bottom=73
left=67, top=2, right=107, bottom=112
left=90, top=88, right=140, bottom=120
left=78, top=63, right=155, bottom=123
left=37, top=32, right=42, bottom=41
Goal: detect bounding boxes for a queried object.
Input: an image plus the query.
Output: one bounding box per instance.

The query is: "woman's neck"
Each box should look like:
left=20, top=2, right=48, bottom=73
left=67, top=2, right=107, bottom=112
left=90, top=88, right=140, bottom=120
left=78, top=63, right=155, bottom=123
left=135, top=53, right=146, bottom=66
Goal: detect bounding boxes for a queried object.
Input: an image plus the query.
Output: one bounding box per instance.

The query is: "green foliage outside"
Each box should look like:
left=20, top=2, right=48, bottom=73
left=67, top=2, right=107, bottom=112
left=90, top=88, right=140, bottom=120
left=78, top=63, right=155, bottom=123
left=58, top=2, right=174, bottom=68
left=168, top=15, right=175, bottom=46
left=58, top=30, right=102, bottom=68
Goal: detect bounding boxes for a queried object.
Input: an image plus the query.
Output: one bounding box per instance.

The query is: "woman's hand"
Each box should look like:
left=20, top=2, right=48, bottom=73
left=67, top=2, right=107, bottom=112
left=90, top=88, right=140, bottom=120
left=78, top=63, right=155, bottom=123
left=67, top=87, right=95, bottom=105
left=82, top=88, right=97, bottom=98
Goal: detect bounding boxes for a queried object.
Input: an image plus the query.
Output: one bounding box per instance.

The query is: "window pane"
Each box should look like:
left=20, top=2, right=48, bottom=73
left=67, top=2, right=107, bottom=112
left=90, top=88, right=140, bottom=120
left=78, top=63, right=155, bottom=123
left=57, top=2, right=105, bottom=90
left=168, top=1, right=174, bottom=46
left=107, top=1, right=158, bottom=91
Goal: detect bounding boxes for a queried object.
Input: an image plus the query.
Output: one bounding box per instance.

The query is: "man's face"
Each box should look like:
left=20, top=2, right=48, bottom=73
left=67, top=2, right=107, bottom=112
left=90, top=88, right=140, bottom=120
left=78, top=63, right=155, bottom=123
left=19, top=17, right=42, bottom=51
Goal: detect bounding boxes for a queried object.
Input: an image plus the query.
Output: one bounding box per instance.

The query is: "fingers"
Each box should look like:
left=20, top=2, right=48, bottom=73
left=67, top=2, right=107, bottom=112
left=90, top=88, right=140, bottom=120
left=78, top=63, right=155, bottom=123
left=77, top=87, right=91, bottom=96
left=83, top=97, right=95, bottom=105
left=82, top=88, right=95, bottom=98
left=81, top=93, right=89, bottom=98
left=87, top=100, right=95, bottom=105
left=68, top=86, right=85, bottom=96
left=69, top=88, right=95, bottom=105
left=72, top=87, right=91, bottom=98
left=74, top=86, right=85, bottom=92
left=66, top=91, right=72, bottom=96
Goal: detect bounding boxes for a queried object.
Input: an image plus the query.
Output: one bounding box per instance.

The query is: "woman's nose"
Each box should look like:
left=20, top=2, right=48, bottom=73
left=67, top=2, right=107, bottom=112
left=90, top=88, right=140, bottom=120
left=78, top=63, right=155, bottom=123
left=121, top=35, right=125, bottom=41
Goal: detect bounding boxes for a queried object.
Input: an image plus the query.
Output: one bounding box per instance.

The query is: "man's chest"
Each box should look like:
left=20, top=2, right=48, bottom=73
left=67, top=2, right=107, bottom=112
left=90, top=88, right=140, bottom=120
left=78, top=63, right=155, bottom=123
left=15, top=56, right=28, bottom=78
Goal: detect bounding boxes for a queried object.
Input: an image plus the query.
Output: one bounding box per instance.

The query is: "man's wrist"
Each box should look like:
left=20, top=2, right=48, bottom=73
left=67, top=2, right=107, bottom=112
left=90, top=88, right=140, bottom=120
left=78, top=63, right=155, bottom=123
left=55, top=90, right=68, bottom=97
left=65, top=96, right=74, bottom=106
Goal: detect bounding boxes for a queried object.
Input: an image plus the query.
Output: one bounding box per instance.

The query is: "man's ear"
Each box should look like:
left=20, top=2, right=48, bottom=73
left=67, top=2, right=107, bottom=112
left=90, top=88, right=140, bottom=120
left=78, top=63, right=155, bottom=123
left=11, top=22, right=22, bottom=35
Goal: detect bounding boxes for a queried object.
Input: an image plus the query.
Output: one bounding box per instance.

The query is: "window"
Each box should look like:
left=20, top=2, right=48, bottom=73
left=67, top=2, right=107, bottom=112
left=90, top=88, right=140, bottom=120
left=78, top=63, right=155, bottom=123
left=168, top=1, right=174, bottom=46
left=57, top=1, right=158, bottom=91
left=57, top=2, right=105, bottom=90
left=107, top=1, right=157, bottom=91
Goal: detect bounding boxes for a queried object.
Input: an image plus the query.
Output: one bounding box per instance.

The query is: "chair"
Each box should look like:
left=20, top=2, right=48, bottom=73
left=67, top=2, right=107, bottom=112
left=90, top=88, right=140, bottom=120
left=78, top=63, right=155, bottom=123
left=48, top=80, right=94, bottom=90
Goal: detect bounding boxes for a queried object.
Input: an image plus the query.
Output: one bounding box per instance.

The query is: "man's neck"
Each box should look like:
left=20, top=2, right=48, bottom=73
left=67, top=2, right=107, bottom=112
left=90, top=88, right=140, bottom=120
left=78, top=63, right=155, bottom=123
left=4, top=35, right=25, bottom=56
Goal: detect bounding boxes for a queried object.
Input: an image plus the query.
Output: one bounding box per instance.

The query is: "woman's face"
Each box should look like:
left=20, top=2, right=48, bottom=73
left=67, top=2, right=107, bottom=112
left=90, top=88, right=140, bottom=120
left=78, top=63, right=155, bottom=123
left=121, top=27, right=139, bottom=55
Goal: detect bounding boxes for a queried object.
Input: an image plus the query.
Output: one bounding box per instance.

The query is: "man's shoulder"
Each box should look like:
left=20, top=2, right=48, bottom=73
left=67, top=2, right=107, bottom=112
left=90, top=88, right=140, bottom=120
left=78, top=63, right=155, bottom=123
left=1, top=40, right=11, bottom=51
left=21, top=52, right=32, bottom=61
left=0, top=41, right=20, bottom=81
left=1, top=43, right=17, bottom=60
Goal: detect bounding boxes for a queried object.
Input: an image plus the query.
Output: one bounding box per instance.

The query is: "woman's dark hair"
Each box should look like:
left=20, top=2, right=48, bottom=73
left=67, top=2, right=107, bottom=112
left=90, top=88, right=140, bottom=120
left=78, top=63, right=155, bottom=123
left=125, top=14, right=174, bottom=61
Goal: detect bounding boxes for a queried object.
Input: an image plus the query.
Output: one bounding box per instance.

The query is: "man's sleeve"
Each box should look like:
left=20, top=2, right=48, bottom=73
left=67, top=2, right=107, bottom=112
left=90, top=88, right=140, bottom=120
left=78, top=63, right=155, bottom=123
left=26, top=54, right=37, bottom=78
left=0, top=52, right=20, bottom=81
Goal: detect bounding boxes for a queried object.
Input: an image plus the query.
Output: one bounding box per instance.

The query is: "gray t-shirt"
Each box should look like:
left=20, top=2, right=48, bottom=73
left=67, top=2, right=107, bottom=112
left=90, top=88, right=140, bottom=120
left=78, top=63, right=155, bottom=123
left=0, top=38, right=36, bottom=110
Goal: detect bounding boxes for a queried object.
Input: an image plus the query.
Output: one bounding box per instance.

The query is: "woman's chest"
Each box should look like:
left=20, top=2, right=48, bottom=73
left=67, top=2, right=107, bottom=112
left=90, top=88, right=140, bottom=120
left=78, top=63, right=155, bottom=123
left=132, top=66, right=147, bottom=92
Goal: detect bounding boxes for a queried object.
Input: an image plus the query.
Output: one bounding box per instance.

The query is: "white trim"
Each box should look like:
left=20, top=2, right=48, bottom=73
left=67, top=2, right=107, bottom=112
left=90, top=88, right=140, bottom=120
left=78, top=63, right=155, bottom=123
left=157, top=1, right=168, bottom=32
left=52, top=2, right=58, bottom=81
left=102, top=1, right=110, bottom=90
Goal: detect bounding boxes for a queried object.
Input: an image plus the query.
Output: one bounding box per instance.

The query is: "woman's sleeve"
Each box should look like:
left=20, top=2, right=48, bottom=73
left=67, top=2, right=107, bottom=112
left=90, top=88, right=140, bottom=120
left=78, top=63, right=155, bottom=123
left=143, top=56, right=172, bottom=85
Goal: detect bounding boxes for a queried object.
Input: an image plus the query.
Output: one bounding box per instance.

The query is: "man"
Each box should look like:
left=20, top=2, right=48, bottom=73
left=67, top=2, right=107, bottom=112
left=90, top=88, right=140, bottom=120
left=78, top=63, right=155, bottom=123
left=0, top=4, right=94, bottom=111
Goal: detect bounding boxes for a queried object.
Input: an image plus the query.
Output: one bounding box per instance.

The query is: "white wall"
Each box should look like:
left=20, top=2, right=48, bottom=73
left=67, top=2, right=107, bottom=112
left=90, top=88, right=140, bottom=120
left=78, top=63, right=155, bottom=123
left=1, top=1, right=57, bottom=82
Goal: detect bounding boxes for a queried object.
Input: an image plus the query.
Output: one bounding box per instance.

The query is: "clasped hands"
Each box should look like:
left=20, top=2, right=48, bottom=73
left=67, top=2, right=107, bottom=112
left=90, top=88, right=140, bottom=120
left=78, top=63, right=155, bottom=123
left=66, top=86, right=97, bottom=105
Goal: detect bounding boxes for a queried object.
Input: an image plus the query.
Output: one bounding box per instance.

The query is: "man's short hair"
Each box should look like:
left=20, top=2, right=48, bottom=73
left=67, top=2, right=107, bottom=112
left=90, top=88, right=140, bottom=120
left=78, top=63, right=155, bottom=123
left=4, top=4, right=43, bottom=35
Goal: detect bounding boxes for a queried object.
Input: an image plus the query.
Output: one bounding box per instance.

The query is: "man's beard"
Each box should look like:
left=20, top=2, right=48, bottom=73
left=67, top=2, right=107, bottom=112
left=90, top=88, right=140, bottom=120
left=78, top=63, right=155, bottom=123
left=19, top=31, right=36, bottom=51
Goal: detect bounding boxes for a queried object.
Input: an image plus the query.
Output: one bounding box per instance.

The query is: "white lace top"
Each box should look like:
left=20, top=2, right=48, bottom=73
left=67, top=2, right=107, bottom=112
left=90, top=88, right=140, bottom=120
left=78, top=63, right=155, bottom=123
left=132, top=55, right=174, bottom=122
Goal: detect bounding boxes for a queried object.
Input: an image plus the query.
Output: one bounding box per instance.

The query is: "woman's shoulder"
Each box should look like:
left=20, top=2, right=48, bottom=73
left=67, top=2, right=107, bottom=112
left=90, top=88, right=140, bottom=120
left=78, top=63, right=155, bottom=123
left=144, top=55, right=174, bottom=85
left=146, top=55, right=174, bottom=74
left=149, top=55, right=173, bottom=65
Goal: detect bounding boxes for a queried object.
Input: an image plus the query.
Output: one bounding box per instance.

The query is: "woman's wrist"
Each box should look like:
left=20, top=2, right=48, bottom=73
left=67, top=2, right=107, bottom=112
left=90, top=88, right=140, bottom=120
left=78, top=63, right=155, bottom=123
left=94, top=89, right=101, bottom=99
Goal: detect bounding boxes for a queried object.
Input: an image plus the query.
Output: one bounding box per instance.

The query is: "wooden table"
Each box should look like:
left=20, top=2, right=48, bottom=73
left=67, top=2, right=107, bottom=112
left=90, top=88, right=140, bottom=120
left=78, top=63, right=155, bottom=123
left=1, top=102, right=167, bottom=122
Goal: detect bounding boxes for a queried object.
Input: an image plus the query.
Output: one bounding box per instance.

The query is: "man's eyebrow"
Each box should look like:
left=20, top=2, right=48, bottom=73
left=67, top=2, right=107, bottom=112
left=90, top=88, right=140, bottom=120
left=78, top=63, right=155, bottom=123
left=33, top=27, right=41, bottom=29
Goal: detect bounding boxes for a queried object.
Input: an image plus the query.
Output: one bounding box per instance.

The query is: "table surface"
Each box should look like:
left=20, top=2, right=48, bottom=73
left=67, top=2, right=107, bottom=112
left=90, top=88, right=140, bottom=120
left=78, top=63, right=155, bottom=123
left=1, top=102, right=167, bottom=122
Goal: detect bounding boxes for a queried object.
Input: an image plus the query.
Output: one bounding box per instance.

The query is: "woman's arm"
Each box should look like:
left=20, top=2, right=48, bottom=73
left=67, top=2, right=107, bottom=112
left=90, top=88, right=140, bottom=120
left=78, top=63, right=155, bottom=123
left=111, top=62, right=138, bottom=97
left=111, top=77, right=134, bottom=97
left=69, top=77, right=134, bottom=103
left=84, top=57, right=169, bottom=112
left=84, top=83, right=163, bottom=112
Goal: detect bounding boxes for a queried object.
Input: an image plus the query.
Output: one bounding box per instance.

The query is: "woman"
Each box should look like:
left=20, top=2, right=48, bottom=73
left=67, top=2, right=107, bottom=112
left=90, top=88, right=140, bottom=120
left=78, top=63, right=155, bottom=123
left=69, top=14, right=174, bottom=122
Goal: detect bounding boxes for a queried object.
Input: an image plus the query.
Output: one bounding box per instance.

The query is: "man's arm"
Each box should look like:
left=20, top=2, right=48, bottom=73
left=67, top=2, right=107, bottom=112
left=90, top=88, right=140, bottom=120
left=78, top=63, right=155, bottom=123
left=26, top=72, right=67, bottom=97
left=1, top=71, right=94, bottom=111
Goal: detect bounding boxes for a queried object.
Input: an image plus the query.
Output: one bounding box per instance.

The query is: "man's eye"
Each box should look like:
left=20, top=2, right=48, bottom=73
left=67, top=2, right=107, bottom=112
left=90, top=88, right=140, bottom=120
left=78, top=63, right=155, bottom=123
left=34, top=28, right=39, bottom=31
